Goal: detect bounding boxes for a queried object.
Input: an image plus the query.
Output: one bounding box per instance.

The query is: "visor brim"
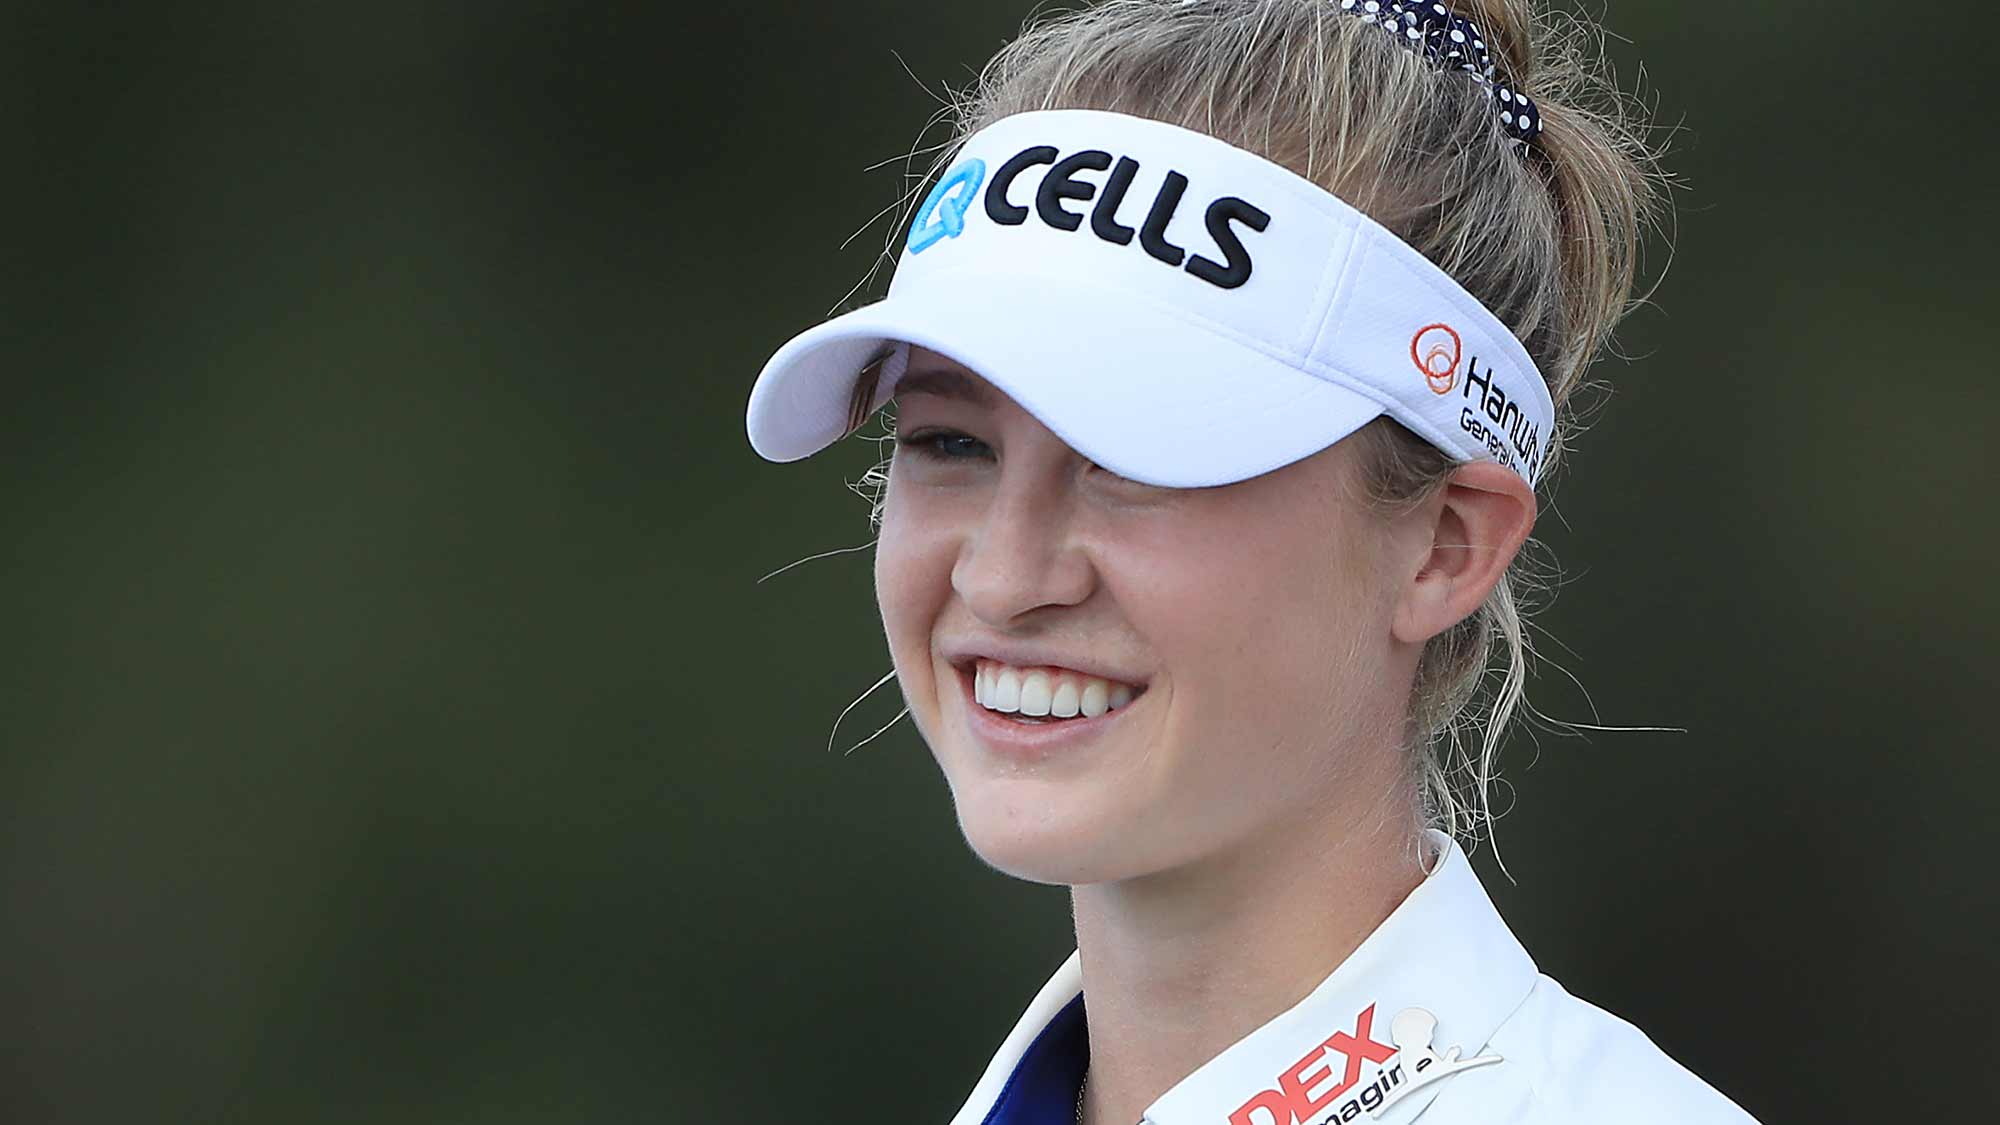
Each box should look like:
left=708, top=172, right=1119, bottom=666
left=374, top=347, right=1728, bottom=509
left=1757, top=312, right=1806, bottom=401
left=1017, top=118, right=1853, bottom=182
left=746, top=272, right=1394, bottom=490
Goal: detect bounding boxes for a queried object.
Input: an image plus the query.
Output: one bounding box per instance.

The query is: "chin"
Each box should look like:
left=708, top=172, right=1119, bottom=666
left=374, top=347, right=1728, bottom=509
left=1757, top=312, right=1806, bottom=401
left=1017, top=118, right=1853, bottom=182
left=946, top=780, right=1156, bottom=886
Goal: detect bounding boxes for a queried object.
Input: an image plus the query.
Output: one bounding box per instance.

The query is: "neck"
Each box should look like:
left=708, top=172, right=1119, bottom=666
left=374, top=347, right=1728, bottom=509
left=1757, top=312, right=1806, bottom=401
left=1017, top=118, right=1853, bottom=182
left=1070, top=807, right=1426, bottom=1125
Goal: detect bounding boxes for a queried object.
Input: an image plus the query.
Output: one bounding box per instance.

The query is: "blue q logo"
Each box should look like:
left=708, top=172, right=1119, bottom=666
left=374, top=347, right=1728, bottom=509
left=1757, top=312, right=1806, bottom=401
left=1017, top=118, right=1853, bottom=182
left=906, top=158, right=987, bottom=255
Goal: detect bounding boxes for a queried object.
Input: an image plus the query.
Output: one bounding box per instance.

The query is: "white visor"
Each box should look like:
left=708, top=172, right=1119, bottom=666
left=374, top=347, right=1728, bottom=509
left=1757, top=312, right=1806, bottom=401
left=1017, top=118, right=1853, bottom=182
left=746, top=109, right=1553, bottom=489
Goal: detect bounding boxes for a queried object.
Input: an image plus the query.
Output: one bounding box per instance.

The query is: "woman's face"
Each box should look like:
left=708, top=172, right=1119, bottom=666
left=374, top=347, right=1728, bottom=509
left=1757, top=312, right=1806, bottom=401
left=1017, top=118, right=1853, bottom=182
left=874, top=347, right=1424, bottom=886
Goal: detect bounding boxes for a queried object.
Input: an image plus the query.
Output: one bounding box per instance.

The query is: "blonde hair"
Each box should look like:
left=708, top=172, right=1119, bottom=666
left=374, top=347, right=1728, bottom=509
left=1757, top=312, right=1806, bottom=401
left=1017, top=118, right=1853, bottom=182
left=843, top=0, right=1668, bottom=850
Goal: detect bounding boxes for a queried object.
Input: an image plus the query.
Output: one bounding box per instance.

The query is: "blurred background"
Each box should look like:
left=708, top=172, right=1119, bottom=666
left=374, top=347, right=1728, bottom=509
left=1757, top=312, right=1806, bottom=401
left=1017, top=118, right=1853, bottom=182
left=3, top=1, right=1994, bottom=1121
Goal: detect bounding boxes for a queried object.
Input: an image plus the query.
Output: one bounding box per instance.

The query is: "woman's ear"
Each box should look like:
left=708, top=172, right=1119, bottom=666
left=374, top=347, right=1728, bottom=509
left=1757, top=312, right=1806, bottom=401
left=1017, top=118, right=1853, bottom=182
left=1391, top=462, right=1538, bottom=645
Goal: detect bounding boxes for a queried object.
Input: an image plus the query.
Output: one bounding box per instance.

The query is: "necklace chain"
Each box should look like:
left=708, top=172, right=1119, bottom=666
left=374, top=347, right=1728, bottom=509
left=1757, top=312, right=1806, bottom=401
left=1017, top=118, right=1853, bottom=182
left=1074, top=1068, right=1086, bottom=1125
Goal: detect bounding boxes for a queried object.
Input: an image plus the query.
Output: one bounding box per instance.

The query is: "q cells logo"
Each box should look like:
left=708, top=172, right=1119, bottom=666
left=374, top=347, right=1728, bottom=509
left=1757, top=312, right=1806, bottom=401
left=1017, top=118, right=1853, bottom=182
left=907, top=158, right=988, bottom=255
left=1411, top=324, right=1463, bottom=395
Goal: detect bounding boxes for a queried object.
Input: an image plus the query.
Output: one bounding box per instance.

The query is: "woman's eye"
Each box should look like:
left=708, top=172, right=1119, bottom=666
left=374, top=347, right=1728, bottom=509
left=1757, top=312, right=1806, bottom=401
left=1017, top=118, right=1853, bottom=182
left=896, top=429, right=993, bottom=462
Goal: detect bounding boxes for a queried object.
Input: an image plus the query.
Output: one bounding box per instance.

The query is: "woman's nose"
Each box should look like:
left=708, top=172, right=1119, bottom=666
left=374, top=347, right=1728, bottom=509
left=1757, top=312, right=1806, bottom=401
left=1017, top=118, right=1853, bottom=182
left=950, top=471, right=1096, bottom=626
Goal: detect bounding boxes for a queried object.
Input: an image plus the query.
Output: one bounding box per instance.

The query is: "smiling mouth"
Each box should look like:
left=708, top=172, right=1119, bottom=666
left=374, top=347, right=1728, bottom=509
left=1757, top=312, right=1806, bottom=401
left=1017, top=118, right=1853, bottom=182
left=957, top=658, right=1147, bottom=724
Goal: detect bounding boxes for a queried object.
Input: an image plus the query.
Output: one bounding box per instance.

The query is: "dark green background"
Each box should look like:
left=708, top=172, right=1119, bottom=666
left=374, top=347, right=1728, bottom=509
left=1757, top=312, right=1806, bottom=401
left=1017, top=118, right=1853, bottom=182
left=4, top=2, right=1993, bottom=1121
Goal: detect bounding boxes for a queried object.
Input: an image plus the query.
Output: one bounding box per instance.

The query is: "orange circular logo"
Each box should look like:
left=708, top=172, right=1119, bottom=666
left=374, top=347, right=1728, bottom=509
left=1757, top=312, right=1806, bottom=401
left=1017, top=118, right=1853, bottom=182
left=1411, top=324, right=1462, bottom=395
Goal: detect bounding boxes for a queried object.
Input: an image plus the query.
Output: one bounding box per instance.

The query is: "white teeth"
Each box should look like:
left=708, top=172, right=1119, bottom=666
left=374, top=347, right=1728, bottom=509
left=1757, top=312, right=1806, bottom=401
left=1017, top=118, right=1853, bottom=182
left=1050, top=679, right=1081, bottom=718
left=992, top=667, right=1021, bottom=713
left=1019, top=671, right=1052, bottom=716
left=971, top=659, right=1141, bottom=720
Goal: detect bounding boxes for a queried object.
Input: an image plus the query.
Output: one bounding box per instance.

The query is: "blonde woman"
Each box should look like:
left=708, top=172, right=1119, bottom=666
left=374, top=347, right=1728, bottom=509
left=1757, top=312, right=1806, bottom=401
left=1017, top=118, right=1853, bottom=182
left=746, top=2, right=1761, bottom=1122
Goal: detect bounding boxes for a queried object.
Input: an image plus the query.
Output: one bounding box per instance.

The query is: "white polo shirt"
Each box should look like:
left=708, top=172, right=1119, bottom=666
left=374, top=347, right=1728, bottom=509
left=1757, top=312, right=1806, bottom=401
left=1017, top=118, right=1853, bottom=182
left=946, top=832, right=1762, bottom=1125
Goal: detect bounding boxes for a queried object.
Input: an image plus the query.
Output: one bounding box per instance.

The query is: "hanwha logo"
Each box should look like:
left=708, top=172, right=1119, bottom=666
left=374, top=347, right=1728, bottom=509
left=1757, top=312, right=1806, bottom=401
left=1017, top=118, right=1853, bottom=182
left=1411, top=324, right=1462, bottom=395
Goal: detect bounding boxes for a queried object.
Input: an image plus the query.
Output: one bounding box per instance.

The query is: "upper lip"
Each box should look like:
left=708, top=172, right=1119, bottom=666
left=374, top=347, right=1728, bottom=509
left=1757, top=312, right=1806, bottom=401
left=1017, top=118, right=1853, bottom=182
left=939, top=639, right=1149, bottom=688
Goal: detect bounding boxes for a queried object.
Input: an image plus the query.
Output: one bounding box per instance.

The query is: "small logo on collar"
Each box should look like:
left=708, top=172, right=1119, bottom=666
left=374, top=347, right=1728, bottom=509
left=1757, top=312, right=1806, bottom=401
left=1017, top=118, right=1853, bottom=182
left=1227, top=1004, right=1396, bottom=1125
left=1365, top=1007, right=1501, bottom=1119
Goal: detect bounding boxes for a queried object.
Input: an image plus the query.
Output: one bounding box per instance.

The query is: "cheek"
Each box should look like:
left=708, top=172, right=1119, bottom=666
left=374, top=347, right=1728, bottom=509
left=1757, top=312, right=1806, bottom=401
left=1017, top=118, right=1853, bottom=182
left=873, top=488, right=959, bottom=700
left=1134, top=508, right=1386, bottom=747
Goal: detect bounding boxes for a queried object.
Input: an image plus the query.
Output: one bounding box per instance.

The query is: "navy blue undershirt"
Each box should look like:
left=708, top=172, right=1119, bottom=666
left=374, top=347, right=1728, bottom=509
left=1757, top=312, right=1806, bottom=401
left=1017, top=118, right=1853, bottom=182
left=979, top=993, right=1090, bottom=1125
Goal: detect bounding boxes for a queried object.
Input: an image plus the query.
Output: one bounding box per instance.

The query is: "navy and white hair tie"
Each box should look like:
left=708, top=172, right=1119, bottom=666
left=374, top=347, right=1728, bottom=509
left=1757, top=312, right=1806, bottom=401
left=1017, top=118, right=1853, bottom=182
left=1337, top=0, right=1543, bottom=149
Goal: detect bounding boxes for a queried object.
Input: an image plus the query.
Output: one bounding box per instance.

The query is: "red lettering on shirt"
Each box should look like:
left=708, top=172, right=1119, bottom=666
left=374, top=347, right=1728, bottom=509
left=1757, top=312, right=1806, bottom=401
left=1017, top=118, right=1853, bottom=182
left=1227, top=1004, right=1396, bottom=1125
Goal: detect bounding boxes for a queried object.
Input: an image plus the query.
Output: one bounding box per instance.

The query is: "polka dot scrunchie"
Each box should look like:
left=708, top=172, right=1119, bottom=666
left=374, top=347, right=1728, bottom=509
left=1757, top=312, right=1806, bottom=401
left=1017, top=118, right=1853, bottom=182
left=1336, top=0, right=1543, bottom=149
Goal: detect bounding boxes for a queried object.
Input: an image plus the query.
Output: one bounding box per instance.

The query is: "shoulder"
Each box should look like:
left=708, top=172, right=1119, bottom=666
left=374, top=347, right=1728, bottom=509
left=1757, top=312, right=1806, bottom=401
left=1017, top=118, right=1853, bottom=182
left=1421, top=974, right=1762, bottom=1125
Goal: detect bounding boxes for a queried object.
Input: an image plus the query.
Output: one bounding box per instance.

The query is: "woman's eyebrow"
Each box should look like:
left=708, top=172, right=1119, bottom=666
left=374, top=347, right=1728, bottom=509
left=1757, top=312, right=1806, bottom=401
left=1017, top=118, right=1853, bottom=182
left=894, top=368, right=995, bottom=407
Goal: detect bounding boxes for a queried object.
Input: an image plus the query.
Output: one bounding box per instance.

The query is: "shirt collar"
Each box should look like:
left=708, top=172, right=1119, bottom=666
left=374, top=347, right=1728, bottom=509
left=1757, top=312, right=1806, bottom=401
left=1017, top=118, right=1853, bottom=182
left=947, top=831, right=1538, bottom=1125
